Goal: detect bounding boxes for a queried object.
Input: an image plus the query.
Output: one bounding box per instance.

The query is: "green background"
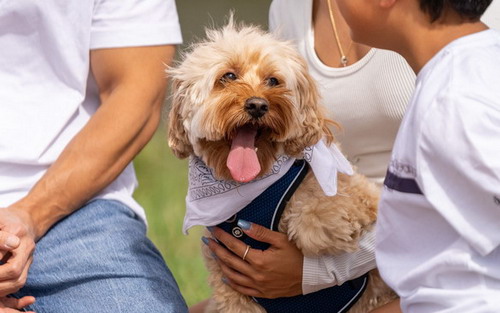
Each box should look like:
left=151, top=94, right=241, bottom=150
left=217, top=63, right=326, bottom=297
left=133, top=0, right=272, bottom=306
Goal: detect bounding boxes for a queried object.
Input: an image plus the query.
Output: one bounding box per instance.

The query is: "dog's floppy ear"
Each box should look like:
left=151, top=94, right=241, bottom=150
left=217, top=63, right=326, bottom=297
left=284, top=63, right=335, bottom=155
left=167, top=78, right=193, bottom=159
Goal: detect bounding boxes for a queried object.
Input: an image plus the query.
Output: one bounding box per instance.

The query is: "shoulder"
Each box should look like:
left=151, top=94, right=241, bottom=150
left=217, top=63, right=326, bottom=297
left=270, top=0, right=308, bottom=17
left=91, top=0, right=182, bottom=49
left=269, top=0, right=311, bottom=40
left=416, top=36, right=500, bottom=166
left=447, top=30, right=500, bottom=87
left=419, top=31, right=500, bottom=111
left=445, top=33, right=500, bottom=113
left=419, top=54, right=500, bottom=140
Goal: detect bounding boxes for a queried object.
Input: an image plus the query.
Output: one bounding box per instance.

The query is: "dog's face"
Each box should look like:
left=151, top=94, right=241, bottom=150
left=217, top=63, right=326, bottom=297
left=168, top=21, right=333, bottom=182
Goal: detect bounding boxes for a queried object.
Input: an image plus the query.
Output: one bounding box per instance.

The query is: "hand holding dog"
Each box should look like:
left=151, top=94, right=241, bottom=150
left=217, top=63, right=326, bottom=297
left=0, top=207, right=36, bottom=297
left=206, top=220, right=303, bottom=299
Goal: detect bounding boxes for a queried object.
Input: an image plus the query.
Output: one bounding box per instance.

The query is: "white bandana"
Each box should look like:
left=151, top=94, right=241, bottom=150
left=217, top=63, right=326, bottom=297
left=183, top=139, right=353, bottom=234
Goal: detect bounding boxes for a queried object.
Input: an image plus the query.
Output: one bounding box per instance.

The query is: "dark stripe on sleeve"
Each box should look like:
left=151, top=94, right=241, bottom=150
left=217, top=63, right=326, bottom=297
left=384, top=170, right=423, bottom=195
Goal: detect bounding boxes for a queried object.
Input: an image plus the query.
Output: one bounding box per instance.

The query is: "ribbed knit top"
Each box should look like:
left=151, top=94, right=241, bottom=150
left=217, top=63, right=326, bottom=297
left=270, top=0, right=416, bottom=185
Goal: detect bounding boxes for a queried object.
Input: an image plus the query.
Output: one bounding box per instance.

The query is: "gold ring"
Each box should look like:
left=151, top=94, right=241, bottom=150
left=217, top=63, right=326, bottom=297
left=242, top=245, right=250, bottom=261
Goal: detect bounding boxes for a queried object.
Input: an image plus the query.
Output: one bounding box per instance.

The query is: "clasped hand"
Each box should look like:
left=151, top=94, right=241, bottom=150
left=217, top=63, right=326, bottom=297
left=0, top=207, right=37, bottom=312
left=204, top=221, right=304, bottom=299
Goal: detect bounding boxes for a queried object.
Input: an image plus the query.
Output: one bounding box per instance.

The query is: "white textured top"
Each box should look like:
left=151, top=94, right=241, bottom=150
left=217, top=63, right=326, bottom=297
left=269, top=0, right=415, bottom=294
left=376, top=29, right=500, bottom=312
left=0, top=0, right=182, bottom=222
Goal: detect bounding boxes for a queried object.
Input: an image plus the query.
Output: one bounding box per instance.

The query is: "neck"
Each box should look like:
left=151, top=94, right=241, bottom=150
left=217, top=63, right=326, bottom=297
left=389, top=9, right=488, bottom=73
left=312, top=0, right=370, bottom=67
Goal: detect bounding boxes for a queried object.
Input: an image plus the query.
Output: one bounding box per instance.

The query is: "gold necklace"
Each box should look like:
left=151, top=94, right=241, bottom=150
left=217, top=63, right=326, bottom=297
left=326, top=0, right=353, bottom=67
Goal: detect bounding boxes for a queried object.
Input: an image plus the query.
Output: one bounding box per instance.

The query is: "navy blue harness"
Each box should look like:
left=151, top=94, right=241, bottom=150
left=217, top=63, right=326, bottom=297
left=217, top=160, right=369, bottom=313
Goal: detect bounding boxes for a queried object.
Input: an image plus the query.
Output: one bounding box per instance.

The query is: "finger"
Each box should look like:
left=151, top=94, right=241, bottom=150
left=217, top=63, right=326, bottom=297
left=210, top=228, right=254, bottom=261
left=0, top=232, right=20, bottom=251
left=217, top=259, right=255, bottom=289
left=0, top=257, right=23, bottom=283
left=0, top=252, right=11, bottom=265
left=222, top=278, right=262, bottom=298
left=0, top=296, right=35, bottom=309
left=0, top=309, right=36, bottom=313
left=236, top=220, right=288, bottom=247
left=0, top=237, right=34, bottom=281
left=0, top=257, right=32, bottom=296
left=203, top=237, right=254, bottom=276
left=16, top=295, right=36, bottom=309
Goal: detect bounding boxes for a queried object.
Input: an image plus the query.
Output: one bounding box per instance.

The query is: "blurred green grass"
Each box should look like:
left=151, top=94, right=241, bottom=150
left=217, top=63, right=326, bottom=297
left=134, top=126, right=209, bottom=305
left=133, top=1, right=271, bottom=306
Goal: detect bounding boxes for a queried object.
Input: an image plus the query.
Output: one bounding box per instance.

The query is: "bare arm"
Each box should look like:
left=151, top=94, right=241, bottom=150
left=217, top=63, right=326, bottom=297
left=15, top=45, right=175, bottom=239
left=0, top=45, right=175, bottom=296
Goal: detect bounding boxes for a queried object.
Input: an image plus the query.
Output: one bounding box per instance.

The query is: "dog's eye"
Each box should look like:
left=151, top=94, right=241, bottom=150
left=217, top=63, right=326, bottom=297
left=221, top=72, right=237, bottom=82
left=267, top=77, right=280, bottom=87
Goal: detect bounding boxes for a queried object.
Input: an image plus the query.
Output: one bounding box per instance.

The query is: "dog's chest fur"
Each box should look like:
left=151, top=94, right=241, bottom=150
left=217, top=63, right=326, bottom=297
left=278, top=171, right=378, bottom=257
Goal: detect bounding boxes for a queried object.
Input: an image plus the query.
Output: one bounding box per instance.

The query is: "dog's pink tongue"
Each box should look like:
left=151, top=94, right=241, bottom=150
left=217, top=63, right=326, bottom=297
left=227, top=126, right=260, bottom=183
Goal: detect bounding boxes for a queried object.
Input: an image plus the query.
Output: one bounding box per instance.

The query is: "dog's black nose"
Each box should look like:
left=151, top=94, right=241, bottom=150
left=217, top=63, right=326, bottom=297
left=244, top=97, right=269, bottom=119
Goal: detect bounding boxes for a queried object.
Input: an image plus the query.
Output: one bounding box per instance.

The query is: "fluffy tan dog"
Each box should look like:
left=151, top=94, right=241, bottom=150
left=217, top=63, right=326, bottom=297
left=168, top=20, right=396, bottom=313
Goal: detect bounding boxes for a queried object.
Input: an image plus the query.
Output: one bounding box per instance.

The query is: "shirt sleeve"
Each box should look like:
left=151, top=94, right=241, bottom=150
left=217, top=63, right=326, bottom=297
left=302, top=230, right=377, bottom=294
left=90, top=0, right=182, bottom=49
left=416, top=88, right=500, bottom=256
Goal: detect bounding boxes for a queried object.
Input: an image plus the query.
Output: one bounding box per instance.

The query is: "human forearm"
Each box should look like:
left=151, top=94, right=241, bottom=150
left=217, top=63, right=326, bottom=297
left=10, top=45, right=175, bottom=240
left=12, top=93, right=161, bottom=239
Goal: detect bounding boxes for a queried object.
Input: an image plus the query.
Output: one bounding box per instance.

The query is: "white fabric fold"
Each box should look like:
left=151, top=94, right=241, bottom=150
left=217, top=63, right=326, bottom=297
left=183, top=139, right=353, bottom=234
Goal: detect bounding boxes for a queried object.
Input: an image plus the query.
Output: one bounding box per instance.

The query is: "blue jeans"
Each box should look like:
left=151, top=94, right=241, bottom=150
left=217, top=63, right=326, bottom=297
left=14, top=200, right=188, bottom=313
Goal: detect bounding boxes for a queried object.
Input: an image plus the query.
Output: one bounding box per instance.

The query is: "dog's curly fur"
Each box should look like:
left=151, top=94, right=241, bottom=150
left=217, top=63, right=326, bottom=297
left=167, top=19, right=397, bottom=313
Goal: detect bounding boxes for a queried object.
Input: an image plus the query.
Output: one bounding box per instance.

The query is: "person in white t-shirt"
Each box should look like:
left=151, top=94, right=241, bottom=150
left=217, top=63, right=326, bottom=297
left=0, top=1, right=187, bottom=312
left=335, top=0, right=500, bottom=312
left=194, top=1, right=500, bottom=313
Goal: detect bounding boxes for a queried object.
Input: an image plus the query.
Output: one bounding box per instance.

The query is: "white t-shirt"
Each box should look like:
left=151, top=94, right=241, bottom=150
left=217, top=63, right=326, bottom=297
left=484, top=0, right=500, bottom=30
left=0, top=0, right=182, bottom=222
left=376, top=29, right=500, bottom=312
left=269, top=0, right=416, bottom=294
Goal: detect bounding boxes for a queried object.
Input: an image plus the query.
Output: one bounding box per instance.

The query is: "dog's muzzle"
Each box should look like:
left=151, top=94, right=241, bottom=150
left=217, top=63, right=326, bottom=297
left=245, top=97, right=269, bottom=119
